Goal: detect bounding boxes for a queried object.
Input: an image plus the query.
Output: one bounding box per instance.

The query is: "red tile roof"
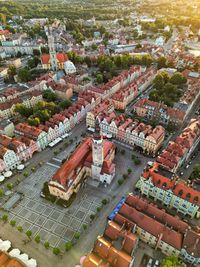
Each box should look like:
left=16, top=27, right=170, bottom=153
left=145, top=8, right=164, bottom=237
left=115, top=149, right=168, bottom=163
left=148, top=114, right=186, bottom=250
left=41, top=53, right=68, bottom=64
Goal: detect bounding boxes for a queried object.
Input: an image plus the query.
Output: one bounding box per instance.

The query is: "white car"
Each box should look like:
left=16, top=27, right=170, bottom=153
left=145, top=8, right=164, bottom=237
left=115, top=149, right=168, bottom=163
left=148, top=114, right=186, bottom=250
left=154, top=260, right=159, bottom=267
left=185, top=164, right=190, bottom=169
left=147, top=258, right=153, bottom=267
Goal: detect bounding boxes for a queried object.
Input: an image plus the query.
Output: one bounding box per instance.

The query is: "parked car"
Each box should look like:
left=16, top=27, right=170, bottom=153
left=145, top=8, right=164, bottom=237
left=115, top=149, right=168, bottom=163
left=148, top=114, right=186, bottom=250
left=147, top=258, right=153, bottom=267
left=185, top=164, right=190, bottom=169
left=154, top=260, right=159, bottom=267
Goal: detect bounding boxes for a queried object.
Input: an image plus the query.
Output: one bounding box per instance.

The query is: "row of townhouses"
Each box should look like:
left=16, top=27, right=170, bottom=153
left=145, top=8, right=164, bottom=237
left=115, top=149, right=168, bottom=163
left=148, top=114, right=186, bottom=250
left=136, top=161, right=200, bottom=219
left=86, top=102, right=165, bottom=155
left=133, top=98, right=185, bottom=126
left=0, top=90, right=43, bottom=119
left=0, top=90, right=100, bottom=173
left=88, top=65, right=155, bottom=100
left=82, top=194, right=200, bottom=266
left=156, top=119, right=200, bottom=173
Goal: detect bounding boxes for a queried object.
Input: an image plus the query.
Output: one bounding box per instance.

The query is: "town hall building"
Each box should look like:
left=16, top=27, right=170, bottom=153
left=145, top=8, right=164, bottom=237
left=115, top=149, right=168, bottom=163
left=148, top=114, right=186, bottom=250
left=48, top=119, right=116, bottom=201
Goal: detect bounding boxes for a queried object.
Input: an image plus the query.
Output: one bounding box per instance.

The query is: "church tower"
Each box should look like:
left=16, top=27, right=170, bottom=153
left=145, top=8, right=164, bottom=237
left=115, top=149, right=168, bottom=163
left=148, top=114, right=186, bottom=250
left=91, top=118, right=104, bottom=180
left=47, top=27, right=58, bottom=71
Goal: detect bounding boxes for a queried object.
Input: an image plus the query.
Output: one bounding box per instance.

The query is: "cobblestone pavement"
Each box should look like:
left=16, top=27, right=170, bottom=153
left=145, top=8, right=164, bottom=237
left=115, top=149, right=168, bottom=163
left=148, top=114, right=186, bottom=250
left=0, top=163, right=102, bottom=251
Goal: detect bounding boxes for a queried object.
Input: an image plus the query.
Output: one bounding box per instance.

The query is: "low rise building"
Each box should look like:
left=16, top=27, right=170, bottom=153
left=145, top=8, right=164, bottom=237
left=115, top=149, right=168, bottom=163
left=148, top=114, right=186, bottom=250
left=136, top=162, right=200, bottom=218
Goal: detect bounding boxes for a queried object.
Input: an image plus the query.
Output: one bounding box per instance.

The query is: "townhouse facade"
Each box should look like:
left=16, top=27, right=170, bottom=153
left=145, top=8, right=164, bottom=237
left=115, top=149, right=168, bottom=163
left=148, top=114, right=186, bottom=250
left=157, top=119, right=200, bottom=173
left=136, top=162, right=200, bottom=218
left=111, top=80, right=138, bottom=110
left=0, top=147, right=20, bottom=172
left=133, top=98, right=185, bottom=126
left=86, top=110, right=165, bottom=155
left=15, top=123, right=48, bottom=151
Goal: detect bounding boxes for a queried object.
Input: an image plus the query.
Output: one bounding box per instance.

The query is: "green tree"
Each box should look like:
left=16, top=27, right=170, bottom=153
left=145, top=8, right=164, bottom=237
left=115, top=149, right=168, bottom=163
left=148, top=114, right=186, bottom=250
left=8, top=65, right=17, bottom=80
left=127, top=168, right=132, bottom=174
left=65, top=241, right=73, bottom=251
left=10, top=220, right=16, bottom=227
left=157, top=56, right=167, bottom=69
left=90, top=214, right=95, bottom=220
left=18, top=68, right=31, bottom=82
left=15, top=104, right=33, bottom=118
left=53, top=247, right=60, bottom=255
left=2, top=214, right=8, bottom=222
left=17, top=226, right=23, bottom=232
left=34, top=235, right=40, bottom=243
left=43, top=90, right=57, bottom=102
left=101, top=199, right=108, bottom=205
left=74, top=232, right=80, bottom=240
left=44, top=241, right=50, bottom=249
left=153, top=74, right=165, bottom=90
left=33, top=49, right=41, bottom=56
left=96, top=73, right=104, bottom=84
left=170, top=72, right=187, bottom=85
left=161, top=255, right=184, bottom=267
left=118, top=179, right=124, bottom=185
left=27, top=117, right=40, bottom=126
left=0, top=188, right=4, bottom=197
left=91, top=43, right=98, bottom=50
left=7, top=183, right=13, bottom=190
left=160, top=71, right=170, bottom=83
left=16, top=51, right=22, bottom=58
left=26, top=230, right=32, bottom=239
left=59, top=100, right=72, bottom=109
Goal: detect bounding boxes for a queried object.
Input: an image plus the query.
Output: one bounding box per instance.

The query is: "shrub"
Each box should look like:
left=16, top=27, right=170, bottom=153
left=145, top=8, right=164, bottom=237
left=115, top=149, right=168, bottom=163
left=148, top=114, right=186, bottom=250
left=31, top=167, right=36, bottom=172
left=44, top=241, right=50, bottom=249
left=23, top=172, right=28, bottom=177
left=65, top=241, right=72, bottom=251
left=10, top=220, right=16, bottom=227
left=53, top=247, right=60, bottom=255
left=17, top=225, right=23, bottom=232
left=34, top=235, right=40, bottom=243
